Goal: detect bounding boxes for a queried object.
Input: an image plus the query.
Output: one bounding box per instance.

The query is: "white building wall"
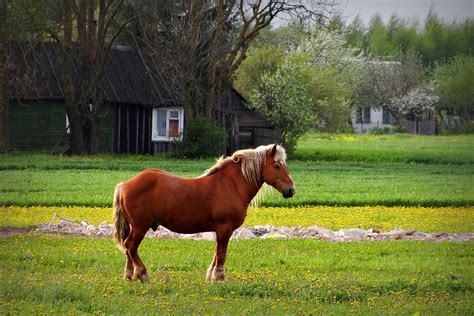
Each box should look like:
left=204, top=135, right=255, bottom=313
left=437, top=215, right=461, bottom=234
left=352, top=108, right=393, bottom=133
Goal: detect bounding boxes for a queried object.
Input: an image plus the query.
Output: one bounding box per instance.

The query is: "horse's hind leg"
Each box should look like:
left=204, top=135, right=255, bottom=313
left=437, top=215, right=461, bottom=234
left=123, top=252, right=134, bottom=281
left=124, top=226, right=149, bottom=283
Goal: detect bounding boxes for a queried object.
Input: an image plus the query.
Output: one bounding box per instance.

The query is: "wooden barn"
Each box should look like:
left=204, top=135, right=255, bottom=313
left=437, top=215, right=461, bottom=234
left=2, top=43, right=276, bottom=154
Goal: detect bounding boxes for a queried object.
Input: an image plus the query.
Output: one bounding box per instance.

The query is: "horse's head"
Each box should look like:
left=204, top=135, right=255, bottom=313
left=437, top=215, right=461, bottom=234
left=262, top=144, right=296, bottom=199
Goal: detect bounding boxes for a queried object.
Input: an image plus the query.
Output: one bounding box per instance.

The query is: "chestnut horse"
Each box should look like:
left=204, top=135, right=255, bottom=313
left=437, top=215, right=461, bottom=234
left=112, top=144, right=295, bottom=282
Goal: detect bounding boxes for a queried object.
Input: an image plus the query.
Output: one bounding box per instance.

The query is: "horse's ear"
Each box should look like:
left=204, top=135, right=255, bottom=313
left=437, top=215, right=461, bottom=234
left=271, top=144, right=277, bottom=157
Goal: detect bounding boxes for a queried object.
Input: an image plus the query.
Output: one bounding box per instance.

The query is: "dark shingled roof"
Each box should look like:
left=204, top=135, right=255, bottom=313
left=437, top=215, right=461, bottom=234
left=7, top=42, right=173, bottom=106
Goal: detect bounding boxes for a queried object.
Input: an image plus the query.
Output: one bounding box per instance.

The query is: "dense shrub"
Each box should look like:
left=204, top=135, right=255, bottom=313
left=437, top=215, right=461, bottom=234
left=173, top=117, right=228, bottom=159
left=441, top=121, right=474, bottom=135
left=369, top=126, right=408, bottom=134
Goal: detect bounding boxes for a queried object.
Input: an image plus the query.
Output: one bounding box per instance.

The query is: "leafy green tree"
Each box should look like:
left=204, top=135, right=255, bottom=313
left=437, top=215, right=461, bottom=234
left=391, top=21, right=418, bottom=55
left=308, top=67, right=352, bottom=132
left=345, top=11, right=474, bottom=66
left=233, top=45, right=285, bottom=99
left=433, top=55, right=474, bottom=121
left=417, top=11, right=450, bottom=65
left=248, top=57, right=313, bottom=156
left=242, top=29, right=367, bottom=150
left=366, top=15, right=395, bottom=58
left=345, top=15, right=366, bottom=50
left=251, top=23, right=307, bottom=50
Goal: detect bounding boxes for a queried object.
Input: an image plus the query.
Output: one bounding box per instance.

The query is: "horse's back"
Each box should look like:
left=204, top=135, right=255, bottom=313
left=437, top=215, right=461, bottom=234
left=122, top=168, right=193, bottom=207
left=120, top=168, right=214, bottom=232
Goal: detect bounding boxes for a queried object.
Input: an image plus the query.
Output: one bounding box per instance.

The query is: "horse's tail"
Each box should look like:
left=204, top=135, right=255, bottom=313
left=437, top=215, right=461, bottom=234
left=113, top=182, right=129, bottom=253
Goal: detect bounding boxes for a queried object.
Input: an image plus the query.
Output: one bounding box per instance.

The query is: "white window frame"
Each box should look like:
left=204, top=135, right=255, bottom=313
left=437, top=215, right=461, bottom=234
left=151, top=107, right=184, bottom=142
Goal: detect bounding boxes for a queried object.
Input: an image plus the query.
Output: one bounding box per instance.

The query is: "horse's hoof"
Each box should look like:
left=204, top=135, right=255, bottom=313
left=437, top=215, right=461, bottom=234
left=206, top=270, right=226, bottom=282
left=138, top=273, right=149, bottom=283
left=123, top=271, right=134, bottom=281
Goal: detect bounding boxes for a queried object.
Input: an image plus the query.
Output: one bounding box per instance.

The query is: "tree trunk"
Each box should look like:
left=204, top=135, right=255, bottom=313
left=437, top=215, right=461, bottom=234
left=61, top=0, right=87, bottom=155
left=204, top=0, right=225, bottom=119
left=86, top=116, right=99, bottom=154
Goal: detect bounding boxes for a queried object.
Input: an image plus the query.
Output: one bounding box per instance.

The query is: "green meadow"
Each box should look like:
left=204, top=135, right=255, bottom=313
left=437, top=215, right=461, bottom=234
left=1, top=133, right=473, bottom=314
left=1, top=134, right=473, bottom=207
left=1, top=235, right=473, bottom=315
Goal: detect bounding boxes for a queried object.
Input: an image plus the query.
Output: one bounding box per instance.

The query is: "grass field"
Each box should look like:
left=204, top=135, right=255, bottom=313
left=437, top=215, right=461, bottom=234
left=0, top=162, right=472, bottom=207
left=294, top=133, right=474, bottom=164
left=1, top=235, right=473, bottom=314
left=1, top=135, right=473, bottom=207
left=1, top=133, right=473, bottom=314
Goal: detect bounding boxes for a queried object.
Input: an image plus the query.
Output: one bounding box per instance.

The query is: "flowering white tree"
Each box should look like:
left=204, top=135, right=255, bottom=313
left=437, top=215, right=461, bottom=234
left=390, top=86, right=439, bottom=121
left=355, top=55, right=427, bottom=124
left=296, top=30, right=367, bottom=131
left=297, top=29, right=367, bottom=89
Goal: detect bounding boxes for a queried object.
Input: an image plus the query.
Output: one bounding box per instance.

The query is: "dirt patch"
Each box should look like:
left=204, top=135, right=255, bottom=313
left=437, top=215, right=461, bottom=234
left=0, top=227, right=35, bottom=237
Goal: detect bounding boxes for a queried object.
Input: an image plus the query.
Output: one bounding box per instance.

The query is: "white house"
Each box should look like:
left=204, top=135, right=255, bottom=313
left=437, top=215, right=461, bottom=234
left=351, top=106, right=394, bottom=133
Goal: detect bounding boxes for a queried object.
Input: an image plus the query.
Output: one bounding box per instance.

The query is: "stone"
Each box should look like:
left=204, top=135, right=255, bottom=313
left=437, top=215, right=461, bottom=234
left=30, top=216, right=474, bottom=243
left=307, top=226, right=336, bottom=239
left=287, top=225, right=303, bottom=238
left=85, top=224, right=96, bottom=232
left=251, top=226, right=267, bottom=236
left=200, top=232, right=215, bottom=241
left=403, top=229, right=417, bottom=236
left=335, top=228, right=368, bottom=241
left=232, top=227, right=257, bottom=239
left=261, top=232, right=287, bottom=239
left=57, top=220, right=69, bottom=228
left=367, top=228, right=380, bottom=234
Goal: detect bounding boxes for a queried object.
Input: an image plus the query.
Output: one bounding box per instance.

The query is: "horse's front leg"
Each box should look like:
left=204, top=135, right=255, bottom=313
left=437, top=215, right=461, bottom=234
left=206, top=254, right=217, bottom=281
left=206, top=226, right=232, bottom=282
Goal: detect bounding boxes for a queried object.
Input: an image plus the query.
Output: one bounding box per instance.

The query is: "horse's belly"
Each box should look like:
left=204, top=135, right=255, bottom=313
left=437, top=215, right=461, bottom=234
left=163, top=224, right=212, bottom=234
left=157, top=208, right=213, bottom=234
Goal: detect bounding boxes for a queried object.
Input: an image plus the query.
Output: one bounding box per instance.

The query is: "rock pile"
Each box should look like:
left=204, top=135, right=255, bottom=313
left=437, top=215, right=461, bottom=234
left=34, top=215, right=474, bottom=242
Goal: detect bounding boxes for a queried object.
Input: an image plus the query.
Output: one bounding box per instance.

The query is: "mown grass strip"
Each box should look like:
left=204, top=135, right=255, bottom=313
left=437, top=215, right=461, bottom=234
left=2, top=205, right=473, bottom=233
left=1, top=161, right=472, bottom=207
left=2, top=134, right=474, bottom=168
left=294, top=133, right=474, bottom=165
left=1, top=235, right=472, bottom=314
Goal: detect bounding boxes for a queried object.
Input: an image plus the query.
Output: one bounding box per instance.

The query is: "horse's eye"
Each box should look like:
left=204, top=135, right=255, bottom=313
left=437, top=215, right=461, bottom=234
left=274, top=163, right=280, bottom=169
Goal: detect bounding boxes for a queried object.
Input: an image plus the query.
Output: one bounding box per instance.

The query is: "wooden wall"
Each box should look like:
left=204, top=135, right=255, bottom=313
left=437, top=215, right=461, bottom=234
left=8, top=100, right=113, bottom=152
left=0, top=102, right=7, bottom=152
left=114, top=103, right=153, bottom=154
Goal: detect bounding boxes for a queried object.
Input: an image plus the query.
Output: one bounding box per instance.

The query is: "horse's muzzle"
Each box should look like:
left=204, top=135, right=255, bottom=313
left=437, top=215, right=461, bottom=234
left=282, top=187, right=295, bottom=199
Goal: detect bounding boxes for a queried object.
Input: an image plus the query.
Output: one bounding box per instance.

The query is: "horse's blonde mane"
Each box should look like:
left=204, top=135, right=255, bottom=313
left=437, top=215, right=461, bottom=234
left=202, top=144, right=287, bottom=188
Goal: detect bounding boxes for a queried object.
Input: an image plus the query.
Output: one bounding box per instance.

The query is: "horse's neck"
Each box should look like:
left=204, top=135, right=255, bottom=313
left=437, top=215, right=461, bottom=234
left=220, top=160, right=262, bottom=205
